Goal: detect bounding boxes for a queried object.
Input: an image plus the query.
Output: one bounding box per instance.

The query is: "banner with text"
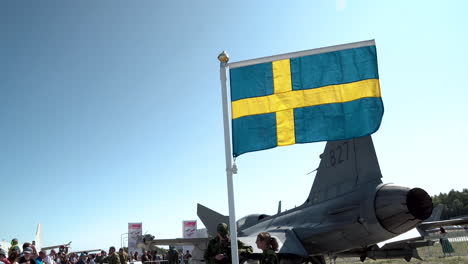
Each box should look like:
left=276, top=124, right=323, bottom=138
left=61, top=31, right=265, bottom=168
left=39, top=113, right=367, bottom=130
left=182, top=220, right=197, bottom=252
left=128, top=222, right=142, bottom=256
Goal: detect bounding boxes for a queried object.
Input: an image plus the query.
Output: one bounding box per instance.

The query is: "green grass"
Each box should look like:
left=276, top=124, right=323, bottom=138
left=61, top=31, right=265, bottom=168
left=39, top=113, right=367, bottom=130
left=334, top=256, right=468, bottom=264
left=334, top=240, right=468, bottom=263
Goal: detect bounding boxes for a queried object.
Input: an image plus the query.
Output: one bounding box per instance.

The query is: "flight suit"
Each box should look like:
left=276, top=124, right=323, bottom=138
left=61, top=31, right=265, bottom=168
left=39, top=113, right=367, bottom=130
left=118, top=253, right=128, bottom=264
left=260, top=249, right=278, bottom=264
left=204, top=236, right=252, bottom=264
left=103, top=253, right=120, bottom=264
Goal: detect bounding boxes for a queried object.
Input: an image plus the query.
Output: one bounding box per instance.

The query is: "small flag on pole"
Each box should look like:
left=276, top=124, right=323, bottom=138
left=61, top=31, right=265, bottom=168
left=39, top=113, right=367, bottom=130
left=229, top=40, right=383, bottom=157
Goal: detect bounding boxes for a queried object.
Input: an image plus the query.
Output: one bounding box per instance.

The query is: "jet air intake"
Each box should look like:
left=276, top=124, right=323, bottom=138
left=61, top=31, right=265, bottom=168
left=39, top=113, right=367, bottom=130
left=375, top=185, right=433, bottom=234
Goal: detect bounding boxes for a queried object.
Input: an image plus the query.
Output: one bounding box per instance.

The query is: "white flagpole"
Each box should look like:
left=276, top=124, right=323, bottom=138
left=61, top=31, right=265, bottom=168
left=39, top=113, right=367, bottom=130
left=218, top=51, right=240, bottom=264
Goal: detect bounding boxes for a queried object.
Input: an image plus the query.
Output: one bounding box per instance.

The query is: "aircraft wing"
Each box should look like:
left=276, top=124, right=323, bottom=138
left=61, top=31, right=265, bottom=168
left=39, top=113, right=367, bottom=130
left=142, top=238, right=209, bottom=246
left=238, top=229, right=308, bottom=257
left=68, top=249, right=102, bottom=254
left=419, top=217, right=468, bottom=230
left=41, top=241, right=72, bottom=251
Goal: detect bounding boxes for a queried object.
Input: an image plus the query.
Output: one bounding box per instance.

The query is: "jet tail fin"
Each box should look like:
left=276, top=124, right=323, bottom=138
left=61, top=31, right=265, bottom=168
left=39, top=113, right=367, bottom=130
left=34, top=224, right=43, bottom=251
left=424, top=204, right=445, bottom=222
left=307, top=136, right=382, bottom=204
left=197, top=204, right=229, bottom=237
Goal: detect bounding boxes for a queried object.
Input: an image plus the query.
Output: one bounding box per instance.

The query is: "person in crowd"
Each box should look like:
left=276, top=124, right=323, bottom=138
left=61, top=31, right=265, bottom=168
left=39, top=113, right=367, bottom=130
left=1, top=249, right=12, bottom=264
left=61, top=252, right=70, bottom=264
left=182, top=250, right=191, bottom=264
left=76, top=254, right=86, bottom=264
left=44, top=250, right=55, bottom=264
left=35, top=251, right=47, bottom=264
left=18, top=247, right=35, bottom=264
left=132, top=252, right=138, bottom=262
left=117, top=249, right=127, bottom=264
left=7, top=249, right=18, bottom=264
left=102, top=247, right=119, bottom=264
left=204, top=223, right=253, bottom=264
left=58, top=248, right=66, bottom=256
left=88, top=254, right=95, bottom=264
left=439, top=227, right=455, bottom=257
left=69, top=253, right=77, bottom=264
left=140, top=251, right=149, bottom=264
left=256, top=232, right=279, bottom=264
left=9, top=239, right=21, bottom=258
left=21, top=244, right=36, bottom=258
left=97, top=251, right=107, bottom=264
left=167, top=246, right=178, bottom=264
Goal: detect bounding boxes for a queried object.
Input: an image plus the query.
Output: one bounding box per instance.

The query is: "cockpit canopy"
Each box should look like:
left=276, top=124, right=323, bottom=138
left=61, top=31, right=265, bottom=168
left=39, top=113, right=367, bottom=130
left=237, top=214, right=270, bottom=230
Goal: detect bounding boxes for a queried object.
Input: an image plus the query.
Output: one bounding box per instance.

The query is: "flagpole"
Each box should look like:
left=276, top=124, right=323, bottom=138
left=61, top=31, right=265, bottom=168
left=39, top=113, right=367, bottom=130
left=218, top=51, right=240, bottom=264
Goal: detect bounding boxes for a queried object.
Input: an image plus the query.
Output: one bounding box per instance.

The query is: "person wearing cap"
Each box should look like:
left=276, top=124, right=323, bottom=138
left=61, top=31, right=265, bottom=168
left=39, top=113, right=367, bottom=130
left=1, top=248, right=12, bottom=264
left=18, top=247, right=35, bottom=264
left=9, top=239, right=21, bottom=258
left=204, top=223, right=253, bottom=264
left=21, top=244, right=36, bottom=258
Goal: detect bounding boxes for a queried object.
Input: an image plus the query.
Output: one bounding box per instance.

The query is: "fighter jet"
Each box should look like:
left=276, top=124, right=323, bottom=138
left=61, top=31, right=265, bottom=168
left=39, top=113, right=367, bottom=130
left=197, top=136, right=434, bottom=263
left=142, top=136, right=435, bottom=263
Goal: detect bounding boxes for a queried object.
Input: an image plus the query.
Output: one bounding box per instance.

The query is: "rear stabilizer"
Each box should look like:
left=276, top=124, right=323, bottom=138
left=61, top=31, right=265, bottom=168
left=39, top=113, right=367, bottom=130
left=197, top=204, right=229, bottom=237
left=307, top=136, right=382, bottom=204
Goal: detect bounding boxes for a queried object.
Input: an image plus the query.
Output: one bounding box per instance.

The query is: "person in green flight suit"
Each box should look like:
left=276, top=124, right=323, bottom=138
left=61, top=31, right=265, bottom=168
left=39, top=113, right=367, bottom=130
left=118, top=248, right=128, bottom=264
left=204, top=223, right=253, bottom=264
left=255, top=232, right=279, bottom=264
left=167, top=246, right=178, bottom=264
left=102, top=247, right=120, bottom=264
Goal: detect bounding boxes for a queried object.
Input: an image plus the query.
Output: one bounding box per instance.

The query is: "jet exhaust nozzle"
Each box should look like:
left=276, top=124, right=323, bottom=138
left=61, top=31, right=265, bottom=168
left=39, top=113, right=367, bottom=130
left=375, top=185, right=433, bottom=234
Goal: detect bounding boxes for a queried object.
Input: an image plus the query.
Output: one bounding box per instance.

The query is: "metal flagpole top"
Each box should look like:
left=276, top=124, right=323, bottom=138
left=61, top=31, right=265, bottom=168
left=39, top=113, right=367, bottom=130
left=218, top=51, right=230, bottom=63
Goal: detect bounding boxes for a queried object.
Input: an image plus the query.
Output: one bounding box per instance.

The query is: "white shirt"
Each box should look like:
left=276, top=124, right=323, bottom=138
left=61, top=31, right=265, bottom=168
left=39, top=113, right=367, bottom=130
left=45, top=255, right=56, bottom=264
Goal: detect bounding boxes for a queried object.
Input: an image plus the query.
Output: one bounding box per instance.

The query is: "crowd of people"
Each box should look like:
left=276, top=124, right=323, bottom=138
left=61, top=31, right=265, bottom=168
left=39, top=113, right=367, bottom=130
left=1, top=223, right=279, bottom=264
left=0, top=242, right=134, bottom=264
left=0, top=240, right=193, bottom=264
left=130, top=248, right=191, bottom=264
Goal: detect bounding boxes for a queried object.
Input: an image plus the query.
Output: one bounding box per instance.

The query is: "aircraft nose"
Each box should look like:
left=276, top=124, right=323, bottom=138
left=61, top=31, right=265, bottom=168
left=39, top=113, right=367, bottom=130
left=374, top=185, right=433, bottom=234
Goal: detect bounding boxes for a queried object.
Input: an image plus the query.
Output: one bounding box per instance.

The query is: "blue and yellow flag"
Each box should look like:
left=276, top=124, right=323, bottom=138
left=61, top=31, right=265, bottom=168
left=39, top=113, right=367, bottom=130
left=229, top=40, right=383, bottom=157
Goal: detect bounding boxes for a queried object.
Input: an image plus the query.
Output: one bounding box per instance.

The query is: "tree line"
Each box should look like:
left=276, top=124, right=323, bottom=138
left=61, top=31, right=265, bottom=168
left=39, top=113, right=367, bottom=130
left=432, top=189, right=468, bottom=219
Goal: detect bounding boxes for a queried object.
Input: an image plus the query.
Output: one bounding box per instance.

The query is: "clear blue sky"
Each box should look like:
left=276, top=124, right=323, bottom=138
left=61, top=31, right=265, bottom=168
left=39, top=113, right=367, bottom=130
left=1, top=0, right=467, bottom=252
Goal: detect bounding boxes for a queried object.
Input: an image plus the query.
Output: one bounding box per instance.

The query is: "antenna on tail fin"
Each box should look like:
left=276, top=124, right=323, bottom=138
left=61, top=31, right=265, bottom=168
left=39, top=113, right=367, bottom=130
left=306, top=136, right=383, bottom=205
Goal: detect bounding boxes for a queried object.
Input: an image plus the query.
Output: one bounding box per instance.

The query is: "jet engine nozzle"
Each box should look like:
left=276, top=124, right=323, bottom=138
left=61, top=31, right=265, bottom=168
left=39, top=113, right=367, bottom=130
left=375, top=185, right=433, bottom=234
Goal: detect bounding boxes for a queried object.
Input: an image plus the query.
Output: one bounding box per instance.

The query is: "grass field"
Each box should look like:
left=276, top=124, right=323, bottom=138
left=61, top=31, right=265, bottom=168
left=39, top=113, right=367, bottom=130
left=334, top=256, right=468, bottom=264
left=334, top=233, right=468, bottom=264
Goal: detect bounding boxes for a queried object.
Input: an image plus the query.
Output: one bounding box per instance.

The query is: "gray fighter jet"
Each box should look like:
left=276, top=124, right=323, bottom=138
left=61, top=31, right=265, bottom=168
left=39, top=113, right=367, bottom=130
left=197, top=135, right=434, bottom=263
left=142, top=136, right=435, bottom=263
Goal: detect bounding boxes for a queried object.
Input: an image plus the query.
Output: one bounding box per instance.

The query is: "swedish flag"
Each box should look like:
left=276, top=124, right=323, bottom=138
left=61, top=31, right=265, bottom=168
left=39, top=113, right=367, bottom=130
left=229, top=40, right=383, bottom=157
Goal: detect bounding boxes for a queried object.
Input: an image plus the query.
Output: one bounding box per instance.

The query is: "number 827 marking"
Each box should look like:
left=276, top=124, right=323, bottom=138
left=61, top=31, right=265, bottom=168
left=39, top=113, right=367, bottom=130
left=330, top=142, right=349, bottom=167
